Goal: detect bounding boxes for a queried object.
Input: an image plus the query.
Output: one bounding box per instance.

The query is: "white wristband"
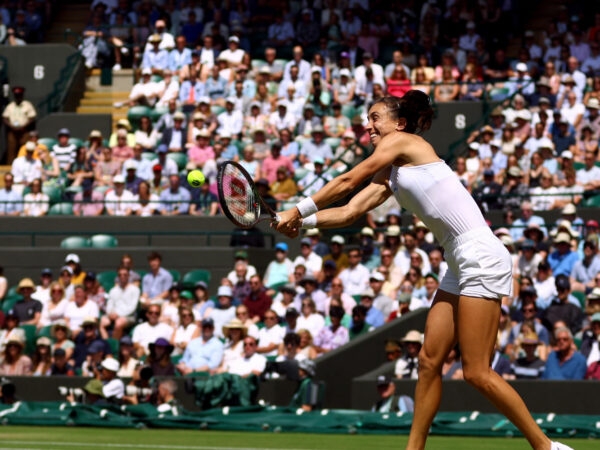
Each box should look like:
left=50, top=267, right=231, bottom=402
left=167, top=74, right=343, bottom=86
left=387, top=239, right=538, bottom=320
left=296, top=197, right=318, bottom=218
left=301, top=214, right=317, bottom=229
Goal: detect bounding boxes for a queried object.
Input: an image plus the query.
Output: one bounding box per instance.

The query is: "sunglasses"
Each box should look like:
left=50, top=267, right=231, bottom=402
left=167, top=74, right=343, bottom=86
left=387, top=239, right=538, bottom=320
left=243, top=342, right=256, bottom=347
left=264, top=316, right=277, bottom=320
left=147, top=311, right=160, bottom=316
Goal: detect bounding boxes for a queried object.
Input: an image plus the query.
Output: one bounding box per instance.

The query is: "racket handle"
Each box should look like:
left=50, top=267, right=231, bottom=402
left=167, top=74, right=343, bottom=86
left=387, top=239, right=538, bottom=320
left=273, top=214, right=281, bottom=223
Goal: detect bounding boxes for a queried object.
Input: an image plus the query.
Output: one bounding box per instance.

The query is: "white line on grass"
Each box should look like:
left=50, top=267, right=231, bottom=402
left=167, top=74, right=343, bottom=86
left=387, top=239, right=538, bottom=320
left=2, top=442, right=310, bottom=450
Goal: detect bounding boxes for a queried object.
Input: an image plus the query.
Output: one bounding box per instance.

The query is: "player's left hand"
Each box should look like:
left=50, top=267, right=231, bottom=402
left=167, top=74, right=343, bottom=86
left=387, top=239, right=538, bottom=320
left=272, top=208, right=302, bottom=236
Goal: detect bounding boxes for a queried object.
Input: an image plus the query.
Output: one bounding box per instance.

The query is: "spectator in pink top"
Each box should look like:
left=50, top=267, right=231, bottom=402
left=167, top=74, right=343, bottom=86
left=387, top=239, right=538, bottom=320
left=73, top=178, right=104, bottom=216
left=187, top=129, right=217, bottom=178
left=261, top=142, right=294, bottom=184
left=111, top=129, right=134, bottom=165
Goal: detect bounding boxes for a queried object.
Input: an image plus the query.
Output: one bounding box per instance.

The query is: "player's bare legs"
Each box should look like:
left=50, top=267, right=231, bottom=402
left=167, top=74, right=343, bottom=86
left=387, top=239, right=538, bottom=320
left=456, top=295, right=551, bottom=450
left=406, top=289, right=457, bottom=450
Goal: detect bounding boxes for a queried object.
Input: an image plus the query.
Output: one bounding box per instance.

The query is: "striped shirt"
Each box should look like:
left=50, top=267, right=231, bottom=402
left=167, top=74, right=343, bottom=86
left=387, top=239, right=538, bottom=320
left=51, top=143, right=77, bottom=170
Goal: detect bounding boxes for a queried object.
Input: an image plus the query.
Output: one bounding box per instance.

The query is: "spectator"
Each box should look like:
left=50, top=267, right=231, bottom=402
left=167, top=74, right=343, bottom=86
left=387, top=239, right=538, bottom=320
left=176, top=318, right=223, bottom=375
left=0, top=173, right=23, bottom=216
left=261, top=142, right=294, bottom=185
left=50, top=348, right=75, bottom=376
left=100, top=266, right=140, bottom=340
left=22, top=177, right=48, bottom=217
left=570, top=240, right=600, bottom=293
left=189, top=178, right=218, bottom=216
left=0, top=331, right=31, bottom=375
left=128, top=68, right=160, bottom=107
left=293, top=237, right=323, bottom=279
left=73, top=178, right=104, bottom=216
left=116, top=336, right=138, bottom=378
left=313, top=306, right=349, bottom=355
left=217, top=97, right=243, bottom=137
left=64, top=287, right=100, bottom=337
left=207, top=285, right=236, bottom=340
left=51, top=320, right=74, bottom=362
left=159, top=174, right=191, bottom=215
left=2, top=86, right=36, bottom=163
left=171, top=306, right=200, bottom=356
left=221, top=334, right=266, bottom=377
left=296, top=298, right=325, bottom=339
left=104, top=174, right=136, bottom=216
left=131, top=303, right=173, bottom=358
left=356, top=288, right=385, bottom=329
left=256, top=309, right=285, bottom=357
left=243, top=275, right=272, bottom=323
left=510, top=201, right=547, bottom=242
left=140, top=251, right=173, bottom=307
left=263, top=242, right=294, bottom=289
left=123, top=160, right=143, bottom=195
left=369, top=272, right=395, bottom=319
left=395, top=330, right=422, bottom=379
left=11, top=142, right=41, bottom=189
left=142, top=33, right=169, bottom=73
left=580, top=311, right=600, bottom=367
left=542, top=327, right=587, bottom=380
left=13, top=278, right=42, bottom=326
left=547, top=232, right=579, bottom=278
left=39, top=281, right=68, bottom=329
left=337, top=247, right=370, bottom=297
left=576, top=150, right=600, bottom=196
left=161, top=111, right=188, bottom=153
left=145, top=338, right=175, bottom=376
left=32, top=336, right=52, bottom=376
left=94, top=147, right=121, bottom=188
left=32, top=267, right=54, bottom=305
left=542, top=275, right=584, bottom=334
left=51, top=128, right=77, bottom=171
left=179, top=70, right=205, bottom=113
left=71, top=317, right=110, bottom=369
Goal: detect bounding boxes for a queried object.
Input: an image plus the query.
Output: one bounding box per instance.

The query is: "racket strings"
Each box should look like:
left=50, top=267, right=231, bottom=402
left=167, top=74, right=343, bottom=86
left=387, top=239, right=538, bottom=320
left=220, top=164, right=260, bottom=226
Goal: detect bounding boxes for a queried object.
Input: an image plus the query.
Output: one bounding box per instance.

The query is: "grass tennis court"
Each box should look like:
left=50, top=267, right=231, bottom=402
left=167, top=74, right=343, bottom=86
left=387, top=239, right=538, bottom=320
left=0, top=426, right=593, bottom=450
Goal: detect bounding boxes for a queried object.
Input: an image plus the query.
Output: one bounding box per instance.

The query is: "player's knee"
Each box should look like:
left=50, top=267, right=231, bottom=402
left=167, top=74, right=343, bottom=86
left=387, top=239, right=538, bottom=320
left=462, top=364, right=490, bottom=388
left=417, top=349, right=441, bottom=377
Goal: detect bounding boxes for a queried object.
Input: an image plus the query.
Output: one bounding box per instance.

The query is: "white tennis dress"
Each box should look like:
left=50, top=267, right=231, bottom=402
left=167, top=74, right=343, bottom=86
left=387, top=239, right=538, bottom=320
left=389, top=161, right=512, bottom=299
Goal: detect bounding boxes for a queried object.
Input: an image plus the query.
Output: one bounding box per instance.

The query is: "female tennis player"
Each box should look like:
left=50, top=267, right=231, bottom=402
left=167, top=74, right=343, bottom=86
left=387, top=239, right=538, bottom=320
left=274, top=91, right=571, bottom=450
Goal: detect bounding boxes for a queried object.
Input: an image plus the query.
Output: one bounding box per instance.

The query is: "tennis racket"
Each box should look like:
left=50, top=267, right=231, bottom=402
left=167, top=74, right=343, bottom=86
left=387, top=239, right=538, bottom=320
left=217, top=160, right=281, bottom=229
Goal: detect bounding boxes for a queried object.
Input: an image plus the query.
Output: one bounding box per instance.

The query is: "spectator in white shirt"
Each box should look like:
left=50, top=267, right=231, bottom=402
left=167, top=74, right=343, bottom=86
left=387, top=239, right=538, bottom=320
left=144, top=19, right=175, bottom=52
left=217, top=97, right=243, bottom=137
left=131, top=303, right=174, bottom=358
left=293, top=237, right=323, bottom=278
left=100, top=267, right=140, bottom=340
left=22, top=177, right=49, bottom=217
left=221, top=335, right=266, bottom=377
left=338, top=247, right=371, bottom=296
left=64, top=286, right=100, bottom=337
left=104, top=174, right=136, bottom=216
left=218, top=36, right=245, bottom=67
left=11, top=142, right=41, bottom=188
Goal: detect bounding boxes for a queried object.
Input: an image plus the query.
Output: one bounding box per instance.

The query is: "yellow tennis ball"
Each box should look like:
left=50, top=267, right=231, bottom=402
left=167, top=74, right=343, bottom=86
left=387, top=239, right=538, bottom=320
left=187, top=169, right=205, bottom=187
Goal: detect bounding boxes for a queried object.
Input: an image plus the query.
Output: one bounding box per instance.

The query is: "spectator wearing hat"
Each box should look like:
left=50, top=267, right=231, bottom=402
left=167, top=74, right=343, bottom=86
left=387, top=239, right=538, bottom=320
left=293, top=238, right=323, bottom=280
left=13, top=278, right=42, bottom=326
left=581, top=98, right=600, bottom=136
left=128, top=68, right=161, bottom=107
left=104, top=174, right=135, bottom=216
left=547, top=231, right=580, bottom=278
left=50, top=319, right=74, bottom=361
left=95, top=357, right=125, bottom=402
left=50, top=128, right=76, bottom=171
left=141, top=33, right=169, bottom=74
left=160, top=111, right=188, bottom=153
left=571, top=240, right=600, bottom=293
left=206, top=286, right=236, bottom=340
left=516, top=239, right=544, bottom=282
left=50, top=347, right=75, bottom=376
left=101, top=267, right=140, bottom=340
left=532, top=261, right=557, bottom=309
left=542, top=326, right=587, bottom=380
left=218, top=35, right=245, bottom=67
left=510, top=201, right=548, bottom=242
left=11, top=142, right=42, bottom=188
left=395, top=330, right=423, bottom=379
left=510, top=332, right=546, bottom=379
left=31, top=336, right=52, bottom=376
left=2, top=86, right=37, bottom=163
left=143, top=337, right=175, bottom=377
left=323, top=235, right=349, bottom=273
left=368, top=271, right=394, bottom=319
left=65, top=253, right=84, bottom=284
left=353, top=288, right=384, bottom=329
left=0, top=330, right=31, bottom=376
left=358, top=227, right=380, bottom=271
left=32, top=267, right=54, bottom=305
left=472, top=167, right=503, bottom=212
left=272, top=283, right=298, bottom=319
left=71, top=317, right=110, bottom=369
left=558, top=89, right=585, bottom=129
left=113, top=335, right=138, bottom=378
left=542, top=275, right=584, bottom=334
left=263, top=242, right=294, bottom=289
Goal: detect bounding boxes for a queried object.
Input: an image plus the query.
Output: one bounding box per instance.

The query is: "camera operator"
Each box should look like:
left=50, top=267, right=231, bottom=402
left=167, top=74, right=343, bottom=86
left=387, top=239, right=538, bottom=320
left=81, top=340, right=107, bottom=377
left=123, top=364, right=154, bottom=405
left=98, top=358, right=124, bottom=402
left=155, top=379, right=180, bottom=414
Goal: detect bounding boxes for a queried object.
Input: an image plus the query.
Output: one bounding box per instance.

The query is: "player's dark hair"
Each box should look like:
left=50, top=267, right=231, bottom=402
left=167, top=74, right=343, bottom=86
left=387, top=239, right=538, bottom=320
left=374, top=91, right=434, bottom=135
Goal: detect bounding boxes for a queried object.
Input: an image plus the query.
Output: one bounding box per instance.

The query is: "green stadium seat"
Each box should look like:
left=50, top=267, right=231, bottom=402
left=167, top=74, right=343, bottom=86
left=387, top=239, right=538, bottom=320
left=43, top=185, right=64, bottom=205
left=2, top=294, right=21, bottom=313
left=97, top=271, right=117, bottom=292
left=572, top=291, right=586, bottom=308
left=210, top=105, right=225, bottom=116
left=60, top=236, right=90, bottom=249
left=68, top=138, right=85, bottom=149
left=89, top=234, right=119, bottom=248
left=37, top=325, right=53, bottom=340
left=325, top=137, right=341, bottom=149
left=150, top=105, right=169, bottom=123
left=251, top=58, right=267, bottom=70
left=127, top=105, right=153, bottom=129
left=583, top=195, right=600, bottom=207
left=169, top=269, right=181, bottom=283
left=141, top=152, right=156, bottom=161
left=573, top=162, right=585, bottom=171
left=293, top=168, right=309, bottom=182
left=48, top=202, right=73, bottom=216
left=166, top=152, right=188, bottom=171
left=352, top=294, right=361, bottom=304
left=20, top=324, right=37, bottom=356
left=488, top=87, right=510, bottom=102
left=341, top=104, right=356, bottom=120
left=106, top=337, right=120, bottom=356
left=268, top=281, right=287, bottom=292
left=181, top=270, right=211, bottom=290
left=38, top=137, right=57, bottom=149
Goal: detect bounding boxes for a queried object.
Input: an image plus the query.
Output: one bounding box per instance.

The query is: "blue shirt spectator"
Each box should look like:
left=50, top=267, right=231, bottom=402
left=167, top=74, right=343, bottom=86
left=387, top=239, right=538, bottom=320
left=142, top=45, right=169, bottom=71
left=0, top=173, right=23, bottom=215
left=547, top=233, right=580, bottom=277
left=178, top=320, right=224, bottom=374
left=542, top=349, right=587, bottom=380
left=159, top=176, right=191, bottom=215
left=142, top=267, right=173, bottom=301
left=168, top=45, right=192, bottom=72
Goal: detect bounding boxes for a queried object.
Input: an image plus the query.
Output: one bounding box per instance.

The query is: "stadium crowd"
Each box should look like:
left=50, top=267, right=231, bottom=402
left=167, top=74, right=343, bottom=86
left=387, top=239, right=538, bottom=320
left=1, top=1, right=600, bottom=404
